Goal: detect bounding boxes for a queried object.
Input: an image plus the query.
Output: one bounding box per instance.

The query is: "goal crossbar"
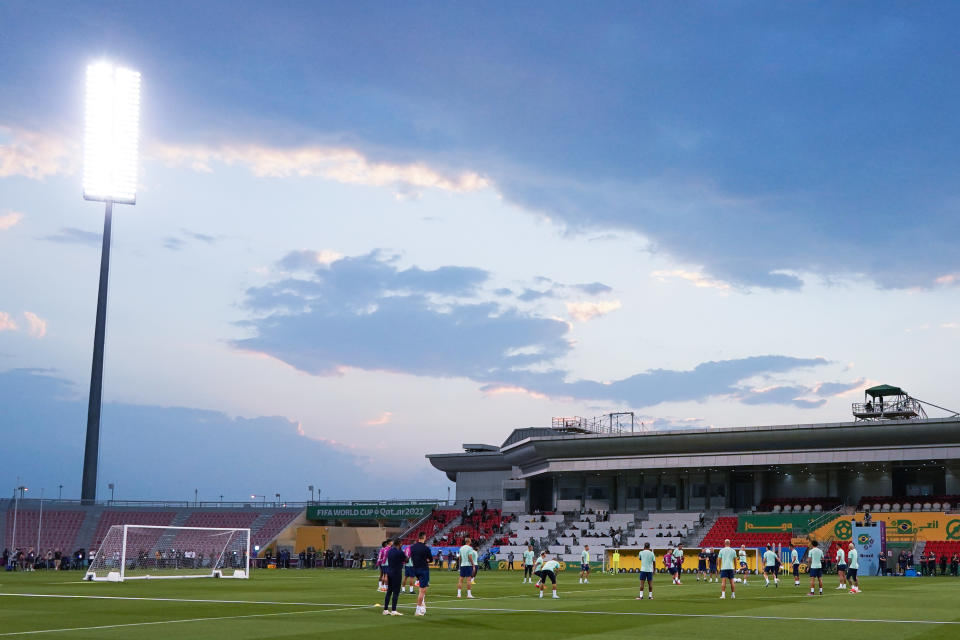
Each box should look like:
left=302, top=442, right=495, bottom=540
left=85, top=524, right=251, bottom=582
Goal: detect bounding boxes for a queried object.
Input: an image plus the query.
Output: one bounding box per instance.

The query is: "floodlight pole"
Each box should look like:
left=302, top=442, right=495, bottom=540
left=81, top=200, right=113, bottom=505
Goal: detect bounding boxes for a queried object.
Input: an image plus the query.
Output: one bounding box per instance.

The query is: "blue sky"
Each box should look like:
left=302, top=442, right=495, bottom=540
left=2, top=1, right=959, bottom=501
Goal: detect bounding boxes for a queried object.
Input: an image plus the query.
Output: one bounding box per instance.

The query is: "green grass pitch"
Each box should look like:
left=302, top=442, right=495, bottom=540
left=0, top=570, right=958, bottom=639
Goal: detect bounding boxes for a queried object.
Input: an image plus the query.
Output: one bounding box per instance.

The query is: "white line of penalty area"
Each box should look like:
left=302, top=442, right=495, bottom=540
left=1, top=592, right=958, bottom=627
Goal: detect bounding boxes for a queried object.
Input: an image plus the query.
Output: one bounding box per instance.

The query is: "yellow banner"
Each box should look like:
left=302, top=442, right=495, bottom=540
left=808, top=513, right=960, bottom=542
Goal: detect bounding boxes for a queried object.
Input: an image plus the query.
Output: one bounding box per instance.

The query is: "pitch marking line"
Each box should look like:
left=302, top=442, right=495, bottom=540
left=406, top=604, right=960, bottom=625
left=0, top=592, right=360, bottom=607
left=0, top=606, right=362, bottom=637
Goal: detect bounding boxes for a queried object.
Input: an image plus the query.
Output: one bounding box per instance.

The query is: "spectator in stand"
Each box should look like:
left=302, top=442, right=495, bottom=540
left=940, top=554, right=947, bottom=576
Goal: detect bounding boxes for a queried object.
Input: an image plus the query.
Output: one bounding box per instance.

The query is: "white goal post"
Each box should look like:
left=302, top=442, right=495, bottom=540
left=85, top=525, right=251, bottom=582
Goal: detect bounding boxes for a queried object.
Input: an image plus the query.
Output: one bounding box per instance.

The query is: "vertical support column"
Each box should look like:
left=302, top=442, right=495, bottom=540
left=753, top=471, right=766, bottom=508
left=705, top=470, right=712, bottom=511
left=656, top=474, right=663, bottom=511
left=82, top=201, right=113, bottom=505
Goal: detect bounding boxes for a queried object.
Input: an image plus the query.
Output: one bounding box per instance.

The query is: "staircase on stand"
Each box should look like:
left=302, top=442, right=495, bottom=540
left=74, top=505, right=105, bottom=552
left=149, top=510, right=192, bottom=555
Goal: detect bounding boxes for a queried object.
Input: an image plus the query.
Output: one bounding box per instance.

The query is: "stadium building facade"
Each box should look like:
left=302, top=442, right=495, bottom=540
left=427, top=416, right=960, bottom=513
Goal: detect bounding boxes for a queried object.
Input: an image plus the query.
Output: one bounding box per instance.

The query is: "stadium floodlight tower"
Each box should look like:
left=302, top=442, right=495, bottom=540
left=80, top=61, right=141, bottom=505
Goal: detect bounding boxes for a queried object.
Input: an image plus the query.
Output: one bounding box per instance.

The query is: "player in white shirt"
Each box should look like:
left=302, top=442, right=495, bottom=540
left=789, top=543, right=800, bottom=586
left=738, top=545, right=749, bottom=585
left=522, top=545, right=535, bottom=583
left=579, top=545, right=591, bottom=583
left=532, top=551, right=546, bottom=587
left=718, top=539, right=738, bottom=599
left=456, top=537, right=476, bottom=599
left=636, top=542, right=656, bottom=600
left=846, top=543, right=860, bottom=593
left=835, top=545, right=847, bottom=590
left=538, top=557, right=561, bottom=599
left=762, top=544, right=779, bottom=588
left=672, top=544, right=685, bottom=585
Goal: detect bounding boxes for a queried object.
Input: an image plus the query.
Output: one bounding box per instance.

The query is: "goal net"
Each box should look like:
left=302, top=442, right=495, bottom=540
left=85, top=525, right=250, bottom=582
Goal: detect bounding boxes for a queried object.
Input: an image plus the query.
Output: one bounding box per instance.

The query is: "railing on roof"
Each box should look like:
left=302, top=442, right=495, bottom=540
left=552, top=412, right=639, bottom=434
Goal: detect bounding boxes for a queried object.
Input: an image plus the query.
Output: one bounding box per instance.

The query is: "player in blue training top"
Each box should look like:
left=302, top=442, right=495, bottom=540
left=697, top=547, right=708, bottom=582
left=382, top=539, right=407, bottom=616
left=409, top=531, right=433, bottom=616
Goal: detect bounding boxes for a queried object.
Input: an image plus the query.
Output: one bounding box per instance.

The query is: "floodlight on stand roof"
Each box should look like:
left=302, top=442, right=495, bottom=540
left=83, top=62, right=141, bottom=204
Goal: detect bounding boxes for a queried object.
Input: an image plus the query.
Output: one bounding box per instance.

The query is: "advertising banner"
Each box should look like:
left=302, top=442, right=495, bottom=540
left=851, top=523, right=884, bottom=576
left=306, top=503, right=436, bottom=521
left=738, top=513, right=826, bottom=533
left=810, top=513, right=960, bottom=543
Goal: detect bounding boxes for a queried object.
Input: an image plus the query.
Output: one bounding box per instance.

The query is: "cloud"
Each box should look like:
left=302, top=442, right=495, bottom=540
left=164, top=228, right=222, bottom=251
left=813, top=379, right=865, bottom=397
left=236, top=250, right=831, bottom=409
left=566, top=300, right=622, bottom=322
left=515, top=280, right=613, bottom=303
left=0, top=368, right=442, bottom=499
left=489, top=356, right=830, bottom=408
left=0, top=126, right=75, bottom=179
left=0, top=312, right=18, bottom=332
left=737, top=385, right=826, bottom=409
left=181, top=228, right=218, bottom=244
left=652, top=269, right=732, bottom=291
left=571, top=282, right=613, bottom=296
left=278, top=249, right=345, bottom=272
left=23, top=312, right=46, bottom=338
left=151, top=142, right=490, bottom=196
left=0, top=210, right=23, bottom=230
left=43, top=227, right=102, bottom=247
left=364, top=411, right=393, bottom=426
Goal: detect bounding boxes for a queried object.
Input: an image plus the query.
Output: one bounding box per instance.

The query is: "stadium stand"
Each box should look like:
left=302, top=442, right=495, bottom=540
left=698, top=516, right=792, bottom=547
left=758, top=497, right=841, bottom=512
left=182, top=511, right=259, bottom=530
left=5, top=510, right=84, bottom=553
left=401, top=508, right=458, bottom=544
left=251, top=511, right=302, bottom=549
left=443, top=509, right=508, bottom=546
left=858, top=495, right=959, bottom=512
left=91, top=510, right=177, bottom=548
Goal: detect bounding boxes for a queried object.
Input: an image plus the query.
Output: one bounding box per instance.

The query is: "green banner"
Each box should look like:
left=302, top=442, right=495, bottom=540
left=307, top=503, right=436, bottom=521
left=738, top=513, right=822, bottom=533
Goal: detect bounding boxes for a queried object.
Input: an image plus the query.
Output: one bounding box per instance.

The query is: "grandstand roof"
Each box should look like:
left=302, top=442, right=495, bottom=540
left=427, top=416, right=960, bottom=480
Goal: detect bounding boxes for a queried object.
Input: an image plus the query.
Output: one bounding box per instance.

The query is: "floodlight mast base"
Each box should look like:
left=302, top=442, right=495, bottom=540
left=81, top=200, right=112, bottom=505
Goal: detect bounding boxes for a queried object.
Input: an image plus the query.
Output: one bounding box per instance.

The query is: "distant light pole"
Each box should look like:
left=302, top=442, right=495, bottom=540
left=219, top=494, right=224, bottom=504
left=58, top=484, right=63, bottom=500
left=194, top=488, right=198, bottom=506
left=36, top=488, right=44, bottom=552
left=12, top=485, right=27, bottom=551
left=108, top=482, right=115, bottom=503
left=251, top=494, right=266, bottom=507
left=275, top=493, right=281, bottom=507
left=81, top=61, right=141, bottom=505
left=308, top=485, right=314, bottom=503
